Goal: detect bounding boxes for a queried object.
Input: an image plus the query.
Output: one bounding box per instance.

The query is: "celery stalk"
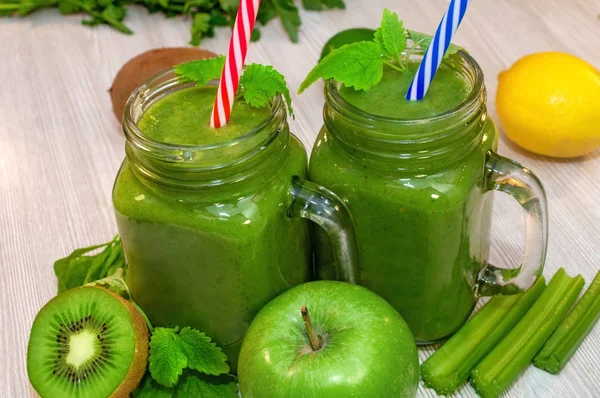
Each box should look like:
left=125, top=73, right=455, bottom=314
left=421, top=277, right=546, bottom=395
left=533, top=270, right=600, bottom=374
left=470, top=268, right=584, bottom=398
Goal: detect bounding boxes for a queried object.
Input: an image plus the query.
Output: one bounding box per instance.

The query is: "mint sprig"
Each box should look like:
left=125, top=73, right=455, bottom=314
left=134, top=372, right=238, bottom=398
left=299, top=8, right=466, bottom=93
left=174, top=59, right=294, bottom=117
left=149, top=327, right=230, bottom=387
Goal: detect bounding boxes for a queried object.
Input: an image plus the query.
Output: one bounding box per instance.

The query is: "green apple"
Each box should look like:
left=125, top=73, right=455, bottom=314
left=238, top=281, right=419, bottom=397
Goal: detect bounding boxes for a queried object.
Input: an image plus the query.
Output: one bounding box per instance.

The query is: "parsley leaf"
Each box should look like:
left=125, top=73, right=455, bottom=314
left=272, top=0, right=301, bottom=43
left=174, top=56, right=225, bottom=86
left=302, top=0, right=345, bottom=11
left=149, top=328, right=188, bottom=387
left=407, top=29, right=465, bottom=58
left=190, top=13, right=212, bottom=46
left=298, top=41, right=383, bottom=93
left=239, top=64, right=294, bottom=116
left=149, top=326, right=229, bottom=387
left=374, top=9, right=406, bottom=63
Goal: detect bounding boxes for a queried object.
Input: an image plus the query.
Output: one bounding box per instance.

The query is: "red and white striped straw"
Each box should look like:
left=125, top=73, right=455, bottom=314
left=210, top=0, right=261, bottom=128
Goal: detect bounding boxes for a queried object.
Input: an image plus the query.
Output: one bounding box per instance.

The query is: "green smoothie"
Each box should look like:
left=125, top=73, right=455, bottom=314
left=310, top=61, right=498, bottom=343
left=113, top=85, right=310, bottom=370
left=339, top=62, right=470, bottom=118
left=138, top=86, right=271, bottom=145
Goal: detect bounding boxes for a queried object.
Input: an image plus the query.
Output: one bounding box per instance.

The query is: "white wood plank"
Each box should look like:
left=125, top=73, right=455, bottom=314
left=1, top=1, right=599, bottom=396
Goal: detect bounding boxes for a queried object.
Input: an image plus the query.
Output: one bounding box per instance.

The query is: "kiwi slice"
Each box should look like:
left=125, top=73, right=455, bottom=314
left=27, top=286, right=149, bottom=398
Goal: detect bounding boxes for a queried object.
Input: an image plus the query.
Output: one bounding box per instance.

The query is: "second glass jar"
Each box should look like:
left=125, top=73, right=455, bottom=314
left=309, top=51, right=548, bottom=343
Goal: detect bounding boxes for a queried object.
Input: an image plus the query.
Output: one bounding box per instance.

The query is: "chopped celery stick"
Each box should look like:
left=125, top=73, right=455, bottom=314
left=421, top=277, right=546, bottom=395
left=534, top=270, right=600, bottom=374
left=470, top=268, right=584, bottom=398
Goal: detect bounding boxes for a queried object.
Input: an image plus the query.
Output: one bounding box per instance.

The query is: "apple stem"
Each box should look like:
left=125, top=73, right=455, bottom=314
left=301, top=306, right=321, bottom=351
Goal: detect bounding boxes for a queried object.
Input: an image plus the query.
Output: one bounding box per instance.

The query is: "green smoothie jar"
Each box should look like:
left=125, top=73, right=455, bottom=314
left=113, top=69, right=358, bottom=370
left=309, top=51, right=548, bottom=344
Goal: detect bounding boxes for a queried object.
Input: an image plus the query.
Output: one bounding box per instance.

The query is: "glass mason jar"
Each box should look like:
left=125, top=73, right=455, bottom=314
left=309, top=51, right=548, bottom=344
left=113, top=70, right=358, bottom=369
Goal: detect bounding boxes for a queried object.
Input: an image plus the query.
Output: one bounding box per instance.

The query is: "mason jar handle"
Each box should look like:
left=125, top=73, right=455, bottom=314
left=478, top=151, right=548, bottom=296
left=288, top=176, right=359, bottom=284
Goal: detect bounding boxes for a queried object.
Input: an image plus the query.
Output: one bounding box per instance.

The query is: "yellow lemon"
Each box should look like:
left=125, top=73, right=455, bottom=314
left=496, top=52, right=600, bottom=158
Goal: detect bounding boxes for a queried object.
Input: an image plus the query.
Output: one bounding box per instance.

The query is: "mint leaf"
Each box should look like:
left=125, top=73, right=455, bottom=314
left=240, top=64, right=294, bottom=116
left=133, top=375, right=174, bottom=398
left=407, top=29, right=465, bottom=58
left=174, top=56, right=225, bottom=86
left=149, top=328, right=188, bottom=387
left=178, top=327, right=230, bottom=376
left=374, top=8, right=406, bottom=61
left=173, top=372, right=238, bottom=398
left=149, top=326, right=230, bottom=388
left=299, top=41, right=383, bottom=93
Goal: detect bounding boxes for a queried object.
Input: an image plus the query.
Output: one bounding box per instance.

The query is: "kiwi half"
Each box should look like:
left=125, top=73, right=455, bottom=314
left=27, top=287, right=149, bottom=398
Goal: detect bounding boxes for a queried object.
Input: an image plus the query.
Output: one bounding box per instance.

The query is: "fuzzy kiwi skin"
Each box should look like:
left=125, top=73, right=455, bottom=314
left=103, top=288, right=149, bottom=398
left=110, top=47, right=218, bottom=122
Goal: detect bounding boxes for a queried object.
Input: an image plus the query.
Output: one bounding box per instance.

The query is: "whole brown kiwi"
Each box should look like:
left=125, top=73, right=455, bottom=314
left=109, top=47, right=218, bottom=122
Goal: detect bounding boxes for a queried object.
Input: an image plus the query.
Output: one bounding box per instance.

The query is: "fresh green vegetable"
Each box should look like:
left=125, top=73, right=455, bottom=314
left=533, top=270, right=600, bottom=374
left=319, top=28, right=376, bottom=60
left=421, top=277, right=546, bottom=395
left=53, top=235, right=125, bottom=293
left=134, top=371, right=238, bottom=398
left=149, top=326, right=230, bottom=387
left=299, top=8, right=465, bottom=93
left=1, top=0, right=345, bottom=45
left=174, top=59, right=294, bottom=115
left=470, top=268, right=585, bottom=398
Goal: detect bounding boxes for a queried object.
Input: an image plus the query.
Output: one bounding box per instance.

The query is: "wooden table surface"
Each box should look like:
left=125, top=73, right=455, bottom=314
left=1, top=0, right=599, bottom=396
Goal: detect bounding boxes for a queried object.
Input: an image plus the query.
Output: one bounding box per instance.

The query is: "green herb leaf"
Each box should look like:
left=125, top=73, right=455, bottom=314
left=178, top=327, right=230, bottom=376
left=149, top=328, right=188, bottom=387
left=257, top=1, right=277, bottom=25
left=299, top=41, right=383, bottom=93
left=190, top=12, right=212, bottom=46
left=374, top=8, right=406, bottom=61
left=239, top=63, right=294, bottom=116
left=133, top=374, right=175, bottom=398
left=149, top=326, right=230, bottom=388
left=174, top=56, right=226, bottom=86
left=53, top=235, right=124, bottom=293
left=218, top=0, right=238, bottom=12
left=173, top=372, right=238, bottom=398
left=407, top=29, right=465, bottom=58
left=272, top=0, right=301, bottom=43
left=320, top=28, right=376, bottom=61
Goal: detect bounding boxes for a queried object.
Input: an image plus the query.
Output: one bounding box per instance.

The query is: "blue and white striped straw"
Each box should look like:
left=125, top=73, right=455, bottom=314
left=406, top=0, right=471, bottom=101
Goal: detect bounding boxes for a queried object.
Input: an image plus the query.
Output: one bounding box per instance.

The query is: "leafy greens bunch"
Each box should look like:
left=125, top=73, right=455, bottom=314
left=0, top=0, right=345, bottom=45
left=54, top=236, right=238, bottom=397
left=299, top=8, right=464, bottom=93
